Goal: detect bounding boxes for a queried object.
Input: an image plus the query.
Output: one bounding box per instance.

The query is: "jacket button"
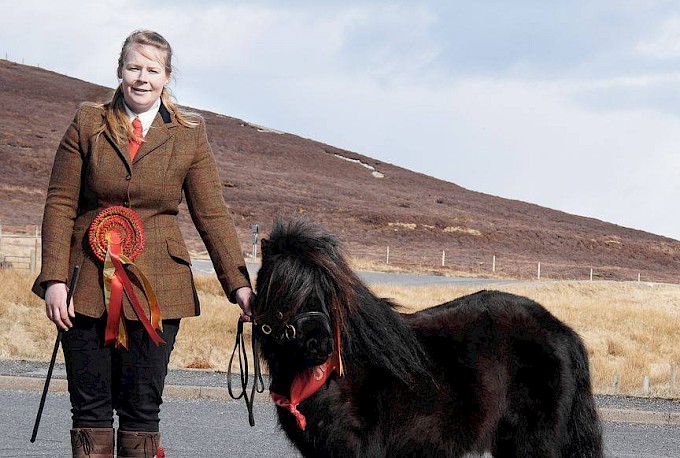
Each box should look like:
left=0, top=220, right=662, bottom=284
left=124, top=201, right=130, bottom=207
left=126, top=174, right=131, bottom=180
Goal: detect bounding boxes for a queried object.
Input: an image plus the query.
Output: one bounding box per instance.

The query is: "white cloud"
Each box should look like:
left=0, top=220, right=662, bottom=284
left=635, top=16, right=680, bottom=59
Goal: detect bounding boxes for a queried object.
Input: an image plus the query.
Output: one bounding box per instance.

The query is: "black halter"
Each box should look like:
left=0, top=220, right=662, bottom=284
left=257, top=305, right=336, bottom=371
left=258, top=310, right=332, bottom=344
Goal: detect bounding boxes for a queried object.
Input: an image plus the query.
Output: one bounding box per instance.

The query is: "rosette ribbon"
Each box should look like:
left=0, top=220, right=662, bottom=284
left=89, top=206, right=165, bottom=349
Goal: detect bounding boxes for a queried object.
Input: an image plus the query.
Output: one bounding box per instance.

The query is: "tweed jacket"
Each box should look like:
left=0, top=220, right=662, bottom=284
left=32, top=103, right=251, bottom=320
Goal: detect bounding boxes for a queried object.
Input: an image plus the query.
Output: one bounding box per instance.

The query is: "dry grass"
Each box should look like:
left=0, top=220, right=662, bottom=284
left=2, top=268, right=678, bottom=398
left=171, top=275, right=250, bottom=370
left=0, top=268, right=53, bottom=360
left=0, top=269, right=253, bottom=370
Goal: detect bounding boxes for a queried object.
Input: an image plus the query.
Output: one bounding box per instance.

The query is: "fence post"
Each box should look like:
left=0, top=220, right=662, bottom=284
left=441, top=250, right=445, bottom=267
left=590, top=268, right=593, bottom=281
left=492, top=255, right=496, bottom=273
left=386, top=247, right=390, bottom=265
left=537, top=262, right=541, bottom=279
left=251, top=224, right=259, bottom=260
left=612, top=374, right=620, bottom=394
left=638, top=273, right=641, bottom=282
left=35, top=225, right=40, bottom=263
left=642, top=376, right=650, bottom=395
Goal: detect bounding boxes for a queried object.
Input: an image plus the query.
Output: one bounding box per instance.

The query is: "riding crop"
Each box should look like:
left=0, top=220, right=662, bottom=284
left=30, top=265, right=80, bottom=443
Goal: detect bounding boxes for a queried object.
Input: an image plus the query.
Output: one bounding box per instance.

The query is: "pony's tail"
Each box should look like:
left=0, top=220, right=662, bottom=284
left=562, top=337, right=604, bottom=458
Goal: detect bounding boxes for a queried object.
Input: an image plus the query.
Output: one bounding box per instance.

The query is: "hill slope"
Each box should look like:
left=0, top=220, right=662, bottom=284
left=1, top=59, right=678, bottom=282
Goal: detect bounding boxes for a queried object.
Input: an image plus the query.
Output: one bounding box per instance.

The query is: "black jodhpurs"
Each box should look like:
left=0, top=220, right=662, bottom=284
left=61, top=313, right=180, bottom=431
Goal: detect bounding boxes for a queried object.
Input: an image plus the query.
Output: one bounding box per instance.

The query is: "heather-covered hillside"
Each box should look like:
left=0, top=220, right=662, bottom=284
left=1, top=59, right=678, bottom=282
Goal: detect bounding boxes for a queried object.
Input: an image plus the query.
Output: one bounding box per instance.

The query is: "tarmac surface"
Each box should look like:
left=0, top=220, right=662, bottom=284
left=1, top=358, right=680, bottom=457
left=2, top=358, right=680, bottom=425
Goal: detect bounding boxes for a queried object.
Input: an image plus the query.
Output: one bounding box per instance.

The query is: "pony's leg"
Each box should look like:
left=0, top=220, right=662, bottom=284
left=494, top=440, right=560, bottom=458
left=491, top=421, right=518, bottom=458
left=492, top=421, right=561, bottom=458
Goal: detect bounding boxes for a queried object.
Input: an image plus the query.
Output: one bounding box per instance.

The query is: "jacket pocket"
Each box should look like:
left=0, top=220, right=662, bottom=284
left=166, top=239, right=192, bottom=265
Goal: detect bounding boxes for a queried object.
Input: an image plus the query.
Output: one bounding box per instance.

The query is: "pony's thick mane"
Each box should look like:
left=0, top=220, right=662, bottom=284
left=262, top=218, right=434, bottom=389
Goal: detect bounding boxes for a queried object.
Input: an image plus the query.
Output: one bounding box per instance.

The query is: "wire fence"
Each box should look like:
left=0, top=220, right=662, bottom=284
left=346, top=244, right=666, bottom=284
left=1, top=222, right=671, bottom=283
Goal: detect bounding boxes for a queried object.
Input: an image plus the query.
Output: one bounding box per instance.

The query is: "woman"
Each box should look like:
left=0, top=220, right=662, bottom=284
left=32, top=30, right=253, bottom=457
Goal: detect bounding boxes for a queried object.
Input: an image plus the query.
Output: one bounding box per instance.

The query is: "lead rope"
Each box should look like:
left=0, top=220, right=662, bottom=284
left=227, top=319, right=265, bottom=426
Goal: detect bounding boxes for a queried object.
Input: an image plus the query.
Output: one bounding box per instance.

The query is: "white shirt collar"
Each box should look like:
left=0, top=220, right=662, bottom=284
left=123, top=98, right=161, bottom=137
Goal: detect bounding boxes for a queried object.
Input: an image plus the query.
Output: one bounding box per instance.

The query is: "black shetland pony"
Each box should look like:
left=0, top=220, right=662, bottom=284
left=253, top=219, right=603, bottom=458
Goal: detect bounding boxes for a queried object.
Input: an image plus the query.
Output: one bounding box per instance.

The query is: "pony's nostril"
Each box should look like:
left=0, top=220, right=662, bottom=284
left=321, top=338, right=332, bottom=354
left=306, top=338, right=319, bottom=353
left=305, top=337, right=333, bottom=357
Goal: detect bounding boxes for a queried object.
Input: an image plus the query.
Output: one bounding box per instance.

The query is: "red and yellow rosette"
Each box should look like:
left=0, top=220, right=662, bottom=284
left=89, top=206, right=165, bottom=349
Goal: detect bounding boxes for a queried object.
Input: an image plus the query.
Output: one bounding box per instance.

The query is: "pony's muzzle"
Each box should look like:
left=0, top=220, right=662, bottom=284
left=290, top=311, right=334, bottom=367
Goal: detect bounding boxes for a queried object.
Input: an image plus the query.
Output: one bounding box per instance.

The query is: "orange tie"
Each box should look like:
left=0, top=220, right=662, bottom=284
left=129, top=117, right=143, bottom=161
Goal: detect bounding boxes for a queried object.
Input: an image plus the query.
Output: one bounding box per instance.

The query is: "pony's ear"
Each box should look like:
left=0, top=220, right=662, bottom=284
left=261, top=238, right=271, bottom=254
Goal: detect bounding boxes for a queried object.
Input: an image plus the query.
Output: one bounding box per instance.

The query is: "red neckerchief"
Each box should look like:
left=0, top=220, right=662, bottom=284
left=270, top=316, right=344, bottom=430
left=270, top=350, right=341, bottom=430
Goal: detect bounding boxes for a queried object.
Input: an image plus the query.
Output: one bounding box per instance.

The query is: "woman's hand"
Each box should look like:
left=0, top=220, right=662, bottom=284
left=234, top=286, right=253, bottom=322
left=45, top=281, right=74, bottom=330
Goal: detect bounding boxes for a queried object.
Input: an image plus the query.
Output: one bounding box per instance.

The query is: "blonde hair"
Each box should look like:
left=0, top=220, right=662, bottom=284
left=92, top=30, right=200, bottom=145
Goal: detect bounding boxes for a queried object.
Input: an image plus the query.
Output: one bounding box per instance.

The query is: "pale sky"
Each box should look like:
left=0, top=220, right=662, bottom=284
left=2, top=0, right=680, bottom=240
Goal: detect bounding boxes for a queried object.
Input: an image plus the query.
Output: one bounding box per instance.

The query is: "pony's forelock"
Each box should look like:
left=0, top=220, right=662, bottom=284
left=260, top=218, right=357, bottom=335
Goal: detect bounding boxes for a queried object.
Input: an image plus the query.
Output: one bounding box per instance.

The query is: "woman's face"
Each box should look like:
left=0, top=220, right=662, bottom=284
left=118, top=44, right=170, bottom=114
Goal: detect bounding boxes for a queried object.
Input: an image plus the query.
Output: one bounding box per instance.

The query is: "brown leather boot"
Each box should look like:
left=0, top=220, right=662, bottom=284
left=70, top=428, right=114, bottom=458
left=116, top=430, right=162, bottom=457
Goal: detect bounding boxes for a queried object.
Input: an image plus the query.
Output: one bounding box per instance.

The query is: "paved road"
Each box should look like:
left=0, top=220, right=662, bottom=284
left=2, top=388, right=679, bottom=457
left=0, top=389, right=298, bottom=458
left=193, top=260, right=515, bottom=288
left=1, top=359, right=679, bottom=458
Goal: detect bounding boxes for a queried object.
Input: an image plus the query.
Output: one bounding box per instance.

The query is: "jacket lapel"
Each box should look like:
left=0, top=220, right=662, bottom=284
left=103, top=131, right=131, bottom=169
left=132, top=110, right=176, bottom=164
